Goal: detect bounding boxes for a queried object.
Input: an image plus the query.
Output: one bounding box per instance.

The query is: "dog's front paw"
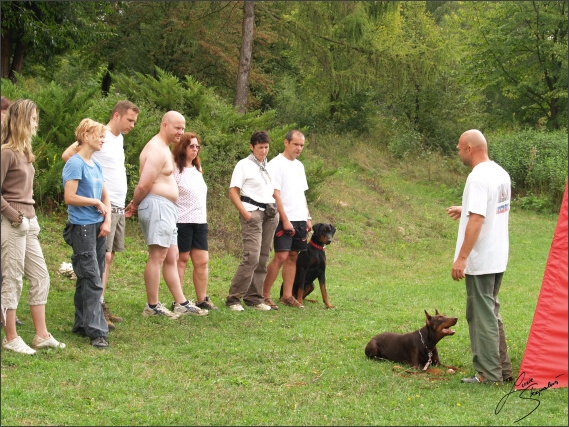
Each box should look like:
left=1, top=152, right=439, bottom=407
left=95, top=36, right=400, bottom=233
left=325, top=304, right=335, bottom=309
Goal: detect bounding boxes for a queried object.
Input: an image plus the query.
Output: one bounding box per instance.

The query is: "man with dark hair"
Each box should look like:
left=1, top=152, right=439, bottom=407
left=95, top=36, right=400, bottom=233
left=62, top=100, right=139, bottom=328
left=225, top=131, right=279, bottom=311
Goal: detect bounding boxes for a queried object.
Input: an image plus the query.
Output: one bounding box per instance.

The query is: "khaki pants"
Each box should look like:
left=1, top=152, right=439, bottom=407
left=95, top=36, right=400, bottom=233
left=1, top=215, right=50, bottom=311
left=226, top=210, right=279, bottom=306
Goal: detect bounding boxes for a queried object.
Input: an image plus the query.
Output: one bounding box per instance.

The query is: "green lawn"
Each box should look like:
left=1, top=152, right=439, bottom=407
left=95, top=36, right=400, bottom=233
left=2, top=142, right=567, bottom=426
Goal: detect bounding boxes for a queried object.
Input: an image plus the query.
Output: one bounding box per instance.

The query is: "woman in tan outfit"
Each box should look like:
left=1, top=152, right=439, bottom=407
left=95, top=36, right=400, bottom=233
left=1, top=99, right=65, bottom=354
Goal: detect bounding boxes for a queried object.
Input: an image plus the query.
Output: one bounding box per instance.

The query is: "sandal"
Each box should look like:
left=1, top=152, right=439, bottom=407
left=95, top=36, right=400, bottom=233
left=279, top=296, right=304, bottom=308
left=264, top=297, right=279, bottom=310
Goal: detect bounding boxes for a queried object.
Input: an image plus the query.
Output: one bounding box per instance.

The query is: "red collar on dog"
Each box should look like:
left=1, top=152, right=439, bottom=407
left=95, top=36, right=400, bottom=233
left=309, top=240, right=325, bottom=251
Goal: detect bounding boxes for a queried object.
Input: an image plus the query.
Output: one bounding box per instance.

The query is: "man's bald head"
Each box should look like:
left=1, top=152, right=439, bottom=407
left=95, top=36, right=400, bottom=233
left=160, top=111, right=186, bottom=145
left=162, top=110, right=185, bottom=125
left=457, top=129, right=490, bottom=168
left=460, top=129, right=487, bottom=152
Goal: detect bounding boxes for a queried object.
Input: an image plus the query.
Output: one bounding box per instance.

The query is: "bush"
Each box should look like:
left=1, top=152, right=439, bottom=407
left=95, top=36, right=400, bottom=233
left=489, top=129, right=568, bottom=212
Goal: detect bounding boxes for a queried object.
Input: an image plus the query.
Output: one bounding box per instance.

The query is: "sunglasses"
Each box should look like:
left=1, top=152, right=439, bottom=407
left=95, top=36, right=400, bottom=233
left=188, top=144, right=201, bottom=149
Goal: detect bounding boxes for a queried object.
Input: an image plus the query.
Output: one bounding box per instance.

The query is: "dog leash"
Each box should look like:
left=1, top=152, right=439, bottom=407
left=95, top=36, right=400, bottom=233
left=418, top=330, right=433, bottom=371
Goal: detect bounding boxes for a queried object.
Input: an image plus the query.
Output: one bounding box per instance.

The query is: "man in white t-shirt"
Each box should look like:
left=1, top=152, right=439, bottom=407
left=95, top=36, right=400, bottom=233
left=62, top=101, right=139, bottom=328
left=447, top=129, right=513, bottom=385
left=263, top=130, right=312, bottom=309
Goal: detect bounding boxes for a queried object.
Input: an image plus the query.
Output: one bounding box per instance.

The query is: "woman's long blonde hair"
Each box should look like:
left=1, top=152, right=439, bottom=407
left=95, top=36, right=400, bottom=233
left=0, top=99, right=38, bottom=162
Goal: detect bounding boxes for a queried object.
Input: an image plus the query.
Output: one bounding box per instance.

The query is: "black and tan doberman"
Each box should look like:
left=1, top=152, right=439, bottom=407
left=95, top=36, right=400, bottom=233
left=365, top=310, right=458, bottom=370
left=281, top=223, right=336, bottom=308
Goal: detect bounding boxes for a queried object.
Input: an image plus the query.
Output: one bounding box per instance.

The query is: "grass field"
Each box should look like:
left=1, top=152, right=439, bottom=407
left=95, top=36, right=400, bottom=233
left=1, top=138, right=567, bottom=426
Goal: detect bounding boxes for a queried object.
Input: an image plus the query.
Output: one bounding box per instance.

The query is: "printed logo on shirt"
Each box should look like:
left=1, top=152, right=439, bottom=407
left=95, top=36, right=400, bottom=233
left=496, top=183, right=510, bottom=214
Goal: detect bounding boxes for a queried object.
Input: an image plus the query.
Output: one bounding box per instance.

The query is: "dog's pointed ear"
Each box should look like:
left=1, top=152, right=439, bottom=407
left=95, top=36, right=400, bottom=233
left=331, top=224, right=336, bottom=234
left=425, top=310, right=431, bottom=323
left=435, top=308, right=440, bottom=315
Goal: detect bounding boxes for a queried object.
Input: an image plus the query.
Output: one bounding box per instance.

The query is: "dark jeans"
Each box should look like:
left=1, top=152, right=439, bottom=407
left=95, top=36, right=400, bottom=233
left=69, top=222, right=108, bottom=339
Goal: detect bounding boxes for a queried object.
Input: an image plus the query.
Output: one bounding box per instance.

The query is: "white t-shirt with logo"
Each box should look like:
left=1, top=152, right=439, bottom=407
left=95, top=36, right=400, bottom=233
left=455, top=161, right=511, bottom=275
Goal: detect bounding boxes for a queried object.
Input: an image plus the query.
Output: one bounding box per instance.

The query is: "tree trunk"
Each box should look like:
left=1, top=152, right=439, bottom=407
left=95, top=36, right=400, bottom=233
left=1, top=36, right=11, bottom=79
left=101, top=63, right=115, bottom=96
left=9, top=41, right=26, bottom=83
left=233, top=0, right=255, bottom=114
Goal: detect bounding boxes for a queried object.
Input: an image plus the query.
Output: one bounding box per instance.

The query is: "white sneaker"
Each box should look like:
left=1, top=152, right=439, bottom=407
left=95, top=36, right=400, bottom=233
left=32, top=334, right=66, bottom=349
left=142, top=302, right=179, bottom=319
left=251, top=303, right=271, bottom=311
left=172, top=302, right=208, bottom=316
left=228, top=303, right=245, bottom=311
left=2, top=336, right=36, bottom=355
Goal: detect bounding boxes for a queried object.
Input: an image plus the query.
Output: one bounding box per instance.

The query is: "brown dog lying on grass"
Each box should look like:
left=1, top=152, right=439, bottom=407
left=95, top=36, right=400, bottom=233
left=365, top=309, right=458, bottom=370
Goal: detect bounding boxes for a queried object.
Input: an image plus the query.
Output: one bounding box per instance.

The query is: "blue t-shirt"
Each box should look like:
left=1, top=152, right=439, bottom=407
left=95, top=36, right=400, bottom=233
left=62, top=154, right=105, bottom=225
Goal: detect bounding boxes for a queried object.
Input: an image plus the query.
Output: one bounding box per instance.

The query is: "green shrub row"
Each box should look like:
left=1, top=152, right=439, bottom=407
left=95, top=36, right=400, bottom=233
left=489, top=130, right=568, bottom=212
left=1, top=70, right=566, bottom=214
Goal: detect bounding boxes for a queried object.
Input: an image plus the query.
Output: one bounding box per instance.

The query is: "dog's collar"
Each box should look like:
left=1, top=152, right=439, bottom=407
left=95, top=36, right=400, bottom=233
left=418, top=329, right=433, bottom=371
left=309, top=240, right=325, bottom=251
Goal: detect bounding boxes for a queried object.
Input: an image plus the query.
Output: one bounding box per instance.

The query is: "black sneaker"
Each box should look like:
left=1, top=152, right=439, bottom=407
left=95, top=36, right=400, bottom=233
left=90, top=336, right=109, bottom=348
left=196, top=296, right=218, bottom=310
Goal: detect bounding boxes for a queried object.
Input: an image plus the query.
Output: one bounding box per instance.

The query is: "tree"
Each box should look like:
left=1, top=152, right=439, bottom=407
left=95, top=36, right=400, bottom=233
left=0, top=1, right=113, bottom=83
left=452, top=1, right=568, bottom=130
left=234, top=1, right=255, bottom=113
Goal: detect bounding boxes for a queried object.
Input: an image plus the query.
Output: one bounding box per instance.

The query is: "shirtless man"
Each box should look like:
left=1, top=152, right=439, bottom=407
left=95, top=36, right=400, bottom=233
left=126, top=111, right=207, bottom=318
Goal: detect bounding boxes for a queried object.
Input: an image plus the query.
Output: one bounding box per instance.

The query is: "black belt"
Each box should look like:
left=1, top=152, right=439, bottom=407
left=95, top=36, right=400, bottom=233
left=240, top=196, right=266, bottom=209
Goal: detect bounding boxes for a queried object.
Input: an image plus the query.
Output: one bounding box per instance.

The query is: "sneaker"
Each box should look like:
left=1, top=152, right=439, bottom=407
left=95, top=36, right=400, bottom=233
left=250, top=303, right=271, bottom=311
left=228, top=303, right=245, bottom=311
left=102, top=302, right=123, bottom=323
left=2, top=336, right=36, bottom=355
left=172, top=302, right=208, bottom=316
left=142, top=302, right=179, bottom=319
left=196, top=296, right=218, bottom=310
left=90, top=336, right=109, bottom=348
left=264, top=297, right=279, bottom=310
left=32, top=334, right=66, bottom=349
left=280, top=296, right=305, bottom=308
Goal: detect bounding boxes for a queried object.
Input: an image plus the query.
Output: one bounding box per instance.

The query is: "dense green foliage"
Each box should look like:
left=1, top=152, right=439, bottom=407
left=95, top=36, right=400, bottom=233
left=490, top=130, right=568, bottom=212
left=2, top=1, right=566, bottom=149
left=1, top=68, right=567, bottom=214
left=1, top=1, right=567, bottom=213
